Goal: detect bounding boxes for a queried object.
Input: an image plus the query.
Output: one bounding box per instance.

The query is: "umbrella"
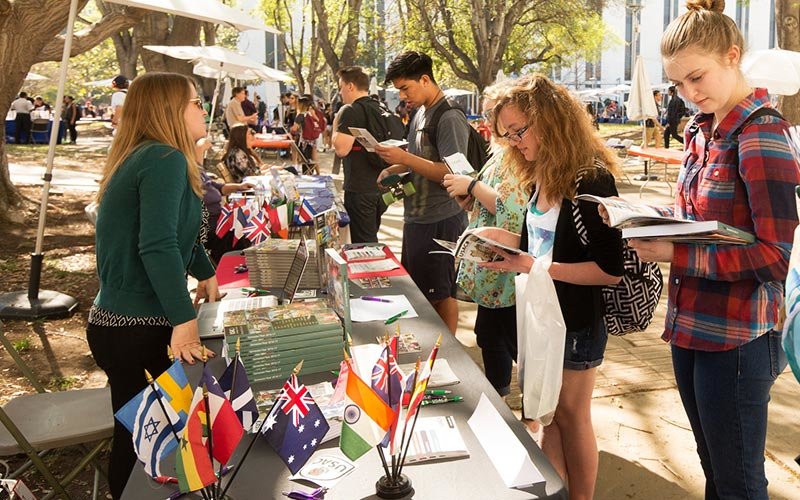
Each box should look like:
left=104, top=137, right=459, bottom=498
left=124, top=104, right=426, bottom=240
left=83, top=78, right=114, bottom=87
left=495, top=69, right=507, bottom=84
left=369, top=77, right=381, bottom=95
left=0, top=0, right=280, bottom=320
left=443, top=88, right=474, bottom=97
left=25, top=72, right=48, bottom=81
left=193, top=61, right=262, bottom=81
left=742, top=48, right=800, bottom=96
left=626, top=56, right=657, bottom=121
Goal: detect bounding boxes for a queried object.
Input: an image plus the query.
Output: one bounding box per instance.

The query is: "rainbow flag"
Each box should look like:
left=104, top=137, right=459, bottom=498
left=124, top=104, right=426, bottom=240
left=339, top=359, right=396, bottom=461
left=176, top=394, right=216, bottom=493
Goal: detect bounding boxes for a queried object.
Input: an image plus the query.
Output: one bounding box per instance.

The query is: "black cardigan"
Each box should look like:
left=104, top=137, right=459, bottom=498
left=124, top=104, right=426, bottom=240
left=519, top=167, right=624, bottom=332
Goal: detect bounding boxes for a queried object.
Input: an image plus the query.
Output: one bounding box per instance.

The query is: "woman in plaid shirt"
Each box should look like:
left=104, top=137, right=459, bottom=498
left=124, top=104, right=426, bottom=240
left=614, top=1, right=800, bottom=498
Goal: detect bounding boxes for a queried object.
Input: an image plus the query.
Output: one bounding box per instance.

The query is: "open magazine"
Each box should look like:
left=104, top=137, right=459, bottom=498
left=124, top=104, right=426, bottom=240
left=432, top=227, right=522, bottom=263
left=575, top=194, right=687, bottom=228
left=577, top=194, right=755, bottom=244
left=348, top=127, right=408, bottom=152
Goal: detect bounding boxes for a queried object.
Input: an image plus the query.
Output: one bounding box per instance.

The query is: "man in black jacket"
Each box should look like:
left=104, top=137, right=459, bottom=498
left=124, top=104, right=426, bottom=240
left=663, top=85, right=686, bottom=148
left=332, top=66, right=388, bottom=243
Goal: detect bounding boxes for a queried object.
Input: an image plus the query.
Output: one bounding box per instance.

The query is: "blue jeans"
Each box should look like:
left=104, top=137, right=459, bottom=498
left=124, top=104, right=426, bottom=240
left=671, top=331, right=786, bottom=500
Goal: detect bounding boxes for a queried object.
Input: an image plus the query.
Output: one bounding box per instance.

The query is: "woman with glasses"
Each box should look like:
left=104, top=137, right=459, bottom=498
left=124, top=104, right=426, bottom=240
left=87, top=73, right=220, bottom=499
left=223, top=123, right=262, bottom=183
left=482, top=74, right=624, bottom=500
left=441, top=83, right=528, bottom=399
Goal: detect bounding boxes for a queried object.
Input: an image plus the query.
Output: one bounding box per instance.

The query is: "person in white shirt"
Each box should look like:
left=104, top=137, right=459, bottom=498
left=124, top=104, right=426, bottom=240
left=10, top=91, right=34, bottom=144
left=110, top=75, right=128, bottom=129
left=224, top=87, right=257, bottom=130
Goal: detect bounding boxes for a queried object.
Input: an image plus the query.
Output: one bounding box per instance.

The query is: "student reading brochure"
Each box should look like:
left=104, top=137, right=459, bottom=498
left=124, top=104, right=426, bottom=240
left=442, top=152, right=476, bottom=176
left=577, top=194, right=755, bottom=245
left=348, top=127, right=408, bottom=152
left=432, top=227, right=522, bottom=263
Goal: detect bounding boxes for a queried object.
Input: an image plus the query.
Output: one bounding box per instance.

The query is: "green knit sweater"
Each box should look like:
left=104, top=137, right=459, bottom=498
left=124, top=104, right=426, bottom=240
left=93, top=142, right=215, bottom=326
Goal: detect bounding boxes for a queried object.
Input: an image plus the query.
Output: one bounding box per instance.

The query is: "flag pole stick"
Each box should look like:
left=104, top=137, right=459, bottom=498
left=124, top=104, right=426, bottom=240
left=216, top=338, right=241, bottom=493
left=388, top=331, right=400, bottom=481
left=375, top=336, right=392, bottom=480
left=219, top=360, right=304, bottom=498
left=200, top=348, right=217, bottom=499
left=397, top=335, right=441, bottom=479
left=393, top=358, right=419, bottom=481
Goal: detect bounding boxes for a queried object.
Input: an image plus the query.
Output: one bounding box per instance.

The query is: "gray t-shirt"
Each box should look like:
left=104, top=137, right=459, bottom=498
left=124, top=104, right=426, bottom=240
left=404, top=98, right=470, bottom=224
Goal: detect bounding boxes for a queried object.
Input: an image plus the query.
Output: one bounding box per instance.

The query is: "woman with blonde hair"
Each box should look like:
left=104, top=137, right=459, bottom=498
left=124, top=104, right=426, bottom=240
left=482, top=74, right=624, bottom=500
left=88, top=72, right=220, bottom=499
left=608, top=1, right=799, bottom=497
left=223, top=122, right=262, bottom=182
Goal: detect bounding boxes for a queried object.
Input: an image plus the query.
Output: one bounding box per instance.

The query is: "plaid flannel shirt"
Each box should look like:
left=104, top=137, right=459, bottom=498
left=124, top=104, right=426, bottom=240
left=658, top=89, right=800, bottom=351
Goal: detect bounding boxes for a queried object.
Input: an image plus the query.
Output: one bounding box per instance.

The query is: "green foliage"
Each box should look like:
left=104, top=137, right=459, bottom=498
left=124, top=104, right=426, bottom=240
left=48, top=376, right=79, bottom=392
left=12, top=337, right=32, bottom=353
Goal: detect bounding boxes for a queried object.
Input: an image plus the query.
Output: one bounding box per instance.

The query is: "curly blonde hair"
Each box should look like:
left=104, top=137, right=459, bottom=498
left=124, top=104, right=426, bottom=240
left=491, top=74, right=619, bottom=201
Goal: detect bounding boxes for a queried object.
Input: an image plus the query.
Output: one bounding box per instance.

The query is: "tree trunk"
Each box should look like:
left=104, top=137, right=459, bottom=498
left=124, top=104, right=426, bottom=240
left=776, top=1, right=800, bottom=124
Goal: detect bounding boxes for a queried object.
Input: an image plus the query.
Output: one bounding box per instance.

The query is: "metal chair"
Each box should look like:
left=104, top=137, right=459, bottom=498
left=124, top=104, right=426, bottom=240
left=0, top=322, right=112, bottom=499
left=29, top=119, right=51, bottom=145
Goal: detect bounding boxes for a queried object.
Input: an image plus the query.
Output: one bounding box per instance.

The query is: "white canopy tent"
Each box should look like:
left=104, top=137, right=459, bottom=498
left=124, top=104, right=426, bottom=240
left=143, top=45, right=293, bottom=136
left=443, top=87, right=474, bottom=97
left=742, top=48, right=800, bottom=96
left=24, top=72, right=48, bottom=81
left=0, top=0, right=280, bottom=319
left=83, top=78, right=114, bottom=87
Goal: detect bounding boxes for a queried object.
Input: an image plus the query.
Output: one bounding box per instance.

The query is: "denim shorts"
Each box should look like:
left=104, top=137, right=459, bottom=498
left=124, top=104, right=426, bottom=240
left=563, top=324, right=608, bottom=371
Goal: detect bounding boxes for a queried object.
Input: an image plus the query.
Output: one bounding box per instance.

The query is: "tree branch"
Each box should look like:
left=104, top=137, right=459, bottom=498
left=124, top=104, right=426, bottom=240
left=34, top=8, right=145, bottom=63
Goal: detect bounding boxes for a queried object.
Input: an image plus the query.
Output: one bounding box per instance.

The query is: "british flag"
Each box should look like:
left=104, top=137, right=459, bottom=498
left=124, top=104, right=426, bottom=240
left=372, top=341, right=405, bottom=451
left=244, top=209, right=271, bottom=244
left=216, top=202, right=234, bottom=238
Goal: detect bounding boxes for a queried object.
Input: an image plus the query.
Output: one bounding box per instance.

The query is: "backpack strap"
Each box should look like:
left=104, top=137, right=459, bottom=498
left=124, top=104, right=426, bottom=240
left=572, top=158, right=606, bottom=247
left=421, top=98, right=459, bottom=158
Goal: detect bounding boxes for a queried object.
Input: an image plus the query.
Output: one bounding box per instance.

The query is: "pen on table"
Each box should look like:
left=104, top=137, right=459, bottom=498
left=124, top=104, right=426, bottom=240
left=361, top=296, right=393, bottom=303
left=384, top=309, right=408, bottom=325
left=425, top=389, right=452, bottom=396
left=242, top=287, right=270, bottom=295
left=421, top=396, right=463, bottom=406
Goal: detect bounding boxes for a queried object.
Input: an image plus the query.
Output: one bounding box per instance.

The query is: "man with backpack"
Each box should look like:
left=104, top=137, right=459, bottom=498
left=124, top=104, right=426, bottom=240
left=663, top=85, right=686, bottom=148
left=374, top=51, right=484, bottom=334
left=332, top=66, right=401, bottom=243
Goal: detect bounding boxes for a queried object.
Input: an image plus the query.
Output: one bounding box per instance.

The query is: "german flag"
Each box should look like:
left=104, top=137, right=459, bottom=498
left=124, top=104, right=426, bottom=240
left=176, top=395, right=216, bottom=493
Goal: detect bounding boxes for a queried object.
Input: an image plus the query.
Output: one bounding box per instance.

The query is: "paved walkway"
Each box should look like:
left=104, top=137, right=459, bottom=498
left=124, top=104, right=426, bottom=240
left=322, top=150, right=800, bottom=499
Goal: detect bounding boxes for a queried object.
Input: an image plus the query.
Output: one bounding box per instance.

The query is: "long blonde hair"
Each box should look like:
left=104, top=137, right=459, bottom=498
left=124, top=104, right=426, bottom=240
left=661, top=1, right=742, bottom=62
left=491, top=74, right=619, bottom=200
left=97, top=72, right=204, bottom=202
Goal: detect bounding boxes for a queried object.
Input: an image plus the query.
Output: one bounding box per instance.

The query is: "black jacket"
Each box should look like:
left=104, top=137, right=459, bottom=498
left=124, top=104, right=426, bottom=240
left=519, top=167, right=624, bottom=332
left=666, top=96, right=686, bottom=124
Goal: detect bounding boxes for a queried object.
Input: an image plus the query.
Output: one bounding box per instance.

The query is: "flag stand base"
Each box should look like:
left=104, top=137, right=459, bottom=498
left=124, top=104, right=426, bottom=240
left=375, top=474, right=413, bottom=499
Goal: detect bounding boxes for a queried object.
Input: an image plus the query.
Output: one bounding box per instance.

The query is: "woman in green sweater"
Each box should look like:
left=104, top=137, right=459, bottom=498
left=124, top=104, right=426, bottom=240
left=87, top=72, right=221, bottom=499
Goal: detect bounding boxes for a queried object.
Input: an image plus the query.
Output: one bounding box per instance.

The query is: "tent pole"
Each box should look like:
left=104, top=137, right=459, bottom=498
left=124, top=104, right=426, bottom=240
left=206, top=62, right=224, bottom=139
left=0, top=0, right=80, bottom=319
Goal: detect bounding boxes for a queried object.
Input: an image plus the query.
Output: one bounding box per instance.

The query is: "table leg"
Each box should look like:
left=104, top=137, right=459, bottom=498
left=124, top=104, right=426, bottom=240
left=633, top=158, right=659, bottom=182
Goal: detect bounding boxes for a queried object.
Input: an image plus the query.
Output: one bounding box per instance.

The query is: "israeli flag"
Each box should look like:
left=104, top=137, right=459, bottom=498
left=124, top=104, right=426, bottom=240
left=115, top=384, right=182, bottom=478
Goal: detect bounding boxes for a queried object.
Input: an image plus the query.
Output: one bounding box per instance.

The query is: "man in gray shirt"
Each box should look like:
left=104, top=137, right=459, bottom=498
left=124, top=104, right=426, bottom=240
left=375, top=51, right=470, bottom=334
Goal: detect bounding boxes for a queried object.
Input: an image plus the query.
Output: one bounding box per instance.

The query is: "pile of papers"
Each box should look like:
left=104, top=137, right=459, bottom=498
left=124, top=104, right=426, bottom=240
left=223, top=302, right=343, bottom=382
left=244, top=239, right=321, bottom=289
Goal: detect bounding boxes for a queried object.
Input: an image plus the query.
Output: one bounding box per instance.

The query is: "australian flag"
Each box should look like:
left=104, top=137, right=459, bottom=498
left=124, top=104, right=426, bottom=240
left=261, top=373, right=329, bottom=474
left=218, top=355, right=259, bottom=432
left=115, top=383, right=183, bottom=478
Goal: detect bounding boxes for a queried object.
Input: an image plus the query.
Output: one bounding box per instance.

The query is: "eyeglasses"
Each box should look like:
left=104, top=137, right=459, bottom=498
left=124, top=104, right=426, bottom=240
left=500, top=124, right=530, bottom=144
left=188, top=98, right=203, bottom=110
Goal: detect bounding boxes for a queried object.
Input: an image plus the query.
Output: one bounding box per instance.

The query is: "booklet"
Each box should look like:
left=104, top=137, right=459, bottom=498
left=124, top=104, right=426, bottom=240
left=348, top=127, right=408, bottom=152
left=342, top=243, right=386, bottom=262
left=622, top=220, right=755, bottom=244
left=575, top=194, right=687, bottom=228
left=432, top=227, right=522, bottom=263
left=396, top=415, right=469, bottom=464
left=443, top=152, right=476, bottom=176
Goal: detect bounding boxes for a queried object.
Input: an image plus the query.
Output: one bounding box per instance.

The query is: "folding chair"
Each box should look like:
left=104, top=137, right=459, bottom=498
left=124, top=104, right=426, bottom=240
left=30, top=119, right=51, bottom=145
left=0, top=323, right=112, bottom=499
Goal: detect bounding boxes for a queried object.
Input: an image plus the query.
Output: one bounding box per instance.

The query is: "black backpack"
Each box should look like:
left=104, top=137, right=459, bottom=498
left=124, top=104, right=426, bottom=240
left=352, top=98, right=407, bottom=170
left=422, top=99, right=489, bottom=172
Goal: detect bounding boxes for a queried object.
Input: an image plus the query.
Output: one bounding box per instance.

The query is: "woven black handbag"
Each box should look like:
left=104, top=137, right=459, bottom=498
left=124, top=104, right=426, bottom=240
left=573, top=166, right=664, bottom=336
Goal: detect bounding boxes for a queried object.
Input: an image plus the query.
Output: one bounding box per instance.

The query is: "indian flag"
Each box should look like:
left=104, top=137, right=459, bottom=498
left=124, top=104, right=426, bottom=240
left=339, top=360, right=396, bottom=461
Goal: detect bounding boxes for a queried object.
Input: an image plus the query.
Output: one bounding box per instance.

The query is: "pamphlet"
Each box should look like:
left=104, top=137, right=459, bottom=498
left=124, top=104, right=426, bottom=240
left=348, top=127, right=408, bottom=152
left=347, top=258, right=400, bottom=274
left=399, top=358, right=460, bottom=387
left=442, top=152, right=476, bottom=175
left=432, top=227, right=522, bottom=263
left=342, top=244, right=386, bottom=262
left=391, top=416, right=469, bottom=464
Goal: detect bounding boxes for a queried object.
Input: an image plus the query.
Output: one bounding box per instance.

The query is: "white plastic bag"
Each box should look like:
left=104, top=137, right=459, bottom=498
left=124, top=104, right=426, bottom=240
left=515, top=259, right=566, bottom=425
